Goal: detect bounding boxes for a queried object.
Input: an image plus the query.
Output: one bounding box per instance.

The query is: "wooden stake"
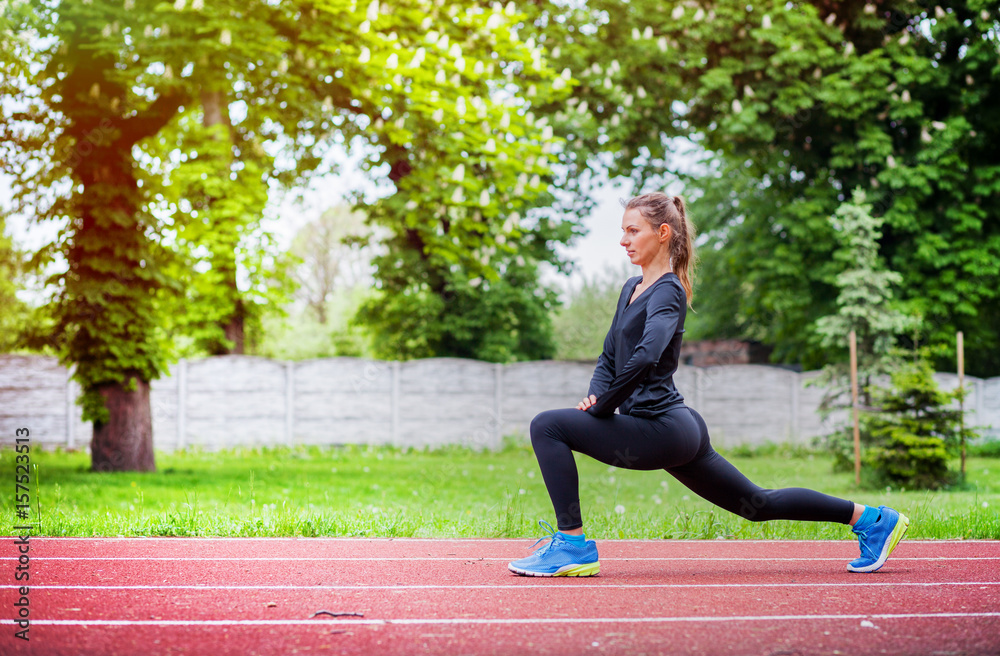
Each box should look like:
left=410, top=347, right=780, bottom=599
left=850, top=330, right=861, bottom=486
left=958, top=331, right=966, bottom=477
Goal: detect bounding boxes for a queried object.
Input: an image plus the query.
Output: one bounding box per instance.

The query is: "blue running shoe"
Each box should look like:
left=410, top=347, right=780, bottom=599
left=848, top=505, right=910, bottom=573
left=508, top=520, right=600, bottom=577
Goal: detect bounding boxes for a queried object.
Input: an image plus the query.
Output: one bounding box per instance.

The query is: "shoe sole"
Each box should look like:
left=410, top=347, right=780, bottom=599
left=508, top=561, right=600, bottom=577
left=847, top=513, right=910, bottom=573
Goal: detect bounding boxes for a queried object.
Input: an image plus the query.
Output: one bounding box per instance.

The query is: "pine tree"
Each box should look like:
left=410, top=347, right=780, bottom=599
left=815, top=187, right=918, bottom=401
left=811, top=188, right=918, bottom=473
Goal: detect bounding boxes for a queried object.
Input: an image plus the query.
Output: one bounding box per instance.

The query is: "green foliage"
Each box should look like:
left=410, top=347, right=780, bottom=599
left=518, top=0, right=1000, bottom=375
left=1, top=0, right=199, bottom=421
left=147, top=110, right=283, bottom=357
left=358, top=254, right=558, bottom=362
left=810, top=189, right=918, bottom=416
left=824, top=358, right=978, bottom=489
left=257, top=286, right=373, bottom=361
left=863, top=360, right=975, bottom=489
left=969, top=439, right=1000, bottom=458
left=814, top=188, right=918, bottom=358
left=2, top=444, right=997, bottom=539
left=0, top=219, right=31, bottom=352
left=350, top=2, right=575, bottom=361
left=552, top=263, right=632, bottom=361
left=2, top=0, right=568, bottom=426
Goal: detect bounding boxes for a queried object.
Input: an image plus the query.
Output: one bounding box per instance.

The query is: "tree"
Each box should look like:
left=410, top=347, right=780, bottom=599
left=149, top=109, right=271, bottom=355
left=515, top=0, right=1000, bottom=374
left=813, top=188, right=918, bottom=407
left=351, top=3, right=572, bottom=363
left=2, top=1, right=195, bottom=471
left=2, top=0, right=561, bottom=470
left=146, top=105, right=287, bottom=359
left=861, top=359, right=973, bottom=489
left=552, top=263, right=633, bottom=361
left=289, top=204, right=368, bottom=325
left=249, top=204, right=372, bottom=361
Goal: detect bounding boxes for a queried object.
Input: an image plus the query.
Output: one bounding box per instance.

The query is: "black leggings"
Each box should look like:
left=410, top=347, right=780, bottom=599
left=530, top=405, right=855, bottom=531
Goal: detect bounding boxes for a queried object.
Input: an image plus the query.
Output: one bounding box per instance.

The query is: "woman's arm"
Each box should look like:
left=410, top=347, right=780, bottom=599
left=584, top=279, right=635, bottom=401
left=585, top=282, right=683, bottom=418
left=586, top=320, right=617, bottom=400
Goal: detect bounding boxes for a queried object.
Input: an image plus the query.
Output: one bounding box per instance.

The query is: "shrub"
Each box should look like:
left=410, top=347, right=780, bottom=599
left=969, top=438, right=1000, bottom=458
left=864, top=361, right=957, bottom=488
left=852, top=360, right=975, bottom=489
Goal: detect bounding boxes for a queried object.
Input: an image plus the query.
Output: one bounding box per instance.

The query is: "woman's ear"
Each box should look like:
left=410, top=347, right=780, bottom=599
left=659, top=223, right=672, bottom=243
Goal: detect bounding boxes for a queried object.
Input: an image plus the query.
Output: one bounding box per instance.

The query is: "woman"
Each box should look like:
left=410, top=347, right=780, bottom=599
left=508, top=192, right=909, bottom=578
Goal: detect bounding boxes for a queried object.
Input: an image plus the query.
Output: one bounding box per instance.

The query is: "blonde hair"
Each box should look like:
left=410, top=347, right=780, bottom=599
left=622, top=192, right=696, bottom=305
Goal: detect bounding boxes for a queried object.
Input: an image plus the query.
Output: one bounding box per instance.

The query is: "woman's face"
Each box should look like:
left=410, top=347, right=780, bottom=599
left=620, top=208, right=669, bottom=267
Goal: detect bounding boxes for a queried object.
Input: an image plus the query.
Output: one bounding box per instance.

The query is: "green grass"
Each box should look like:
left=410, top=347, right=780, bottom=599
left=2, top=441, right=997, bottom=539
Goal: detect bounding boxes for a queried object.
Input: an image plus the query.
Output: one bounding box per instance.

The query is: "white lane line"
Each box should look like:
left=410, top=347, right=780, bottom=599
left=3, top=582, right=998, bottom=590
left=0, top=612, right=998, bottom=627
left=4, top=556, right=998, bottom=561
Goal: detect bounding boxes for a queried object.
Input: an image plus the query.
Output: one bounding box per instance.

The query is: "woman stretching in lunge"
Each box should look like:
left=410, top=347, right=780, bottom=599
left=508, top=192, right=909, bottom=577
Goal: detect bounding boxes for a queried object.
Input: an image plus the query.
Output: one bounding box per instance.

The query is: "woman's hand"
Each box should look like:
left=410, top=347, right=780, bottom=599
left=577, top=394, right=598, bottom=411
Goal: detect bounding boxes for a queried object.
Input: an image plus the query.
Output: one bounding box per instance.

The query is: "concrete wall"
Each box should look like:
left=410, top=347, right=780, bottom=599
left=1, top=354, right=996, bottom=451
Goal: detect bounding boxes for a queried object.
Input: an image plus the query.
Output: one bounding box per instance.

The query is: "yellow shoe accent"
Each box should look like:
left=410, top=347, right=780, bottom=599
left=555, top=561, right=600, bottom=577
left=886, top=513, right=910, bottom=556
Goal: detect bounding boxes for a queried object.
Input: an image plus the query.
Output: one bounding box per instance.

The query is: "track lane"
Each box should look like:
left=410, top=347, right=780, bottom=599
left=2, top=538, right=997, bottom=656
left=10, top=582, right=1000, bottom=621
left=15, top=537, right=999, bottom=559
left=20, top=556, right=1000, bottom=587
left=2, top=616, right=999, bottom=656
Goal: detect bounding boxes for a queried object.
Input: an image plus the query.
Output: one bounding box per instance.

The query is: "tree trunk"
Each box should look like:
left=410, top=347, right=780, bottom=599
left=223, top=298, right=246, bottom=354
left=91, top=378, right=155, bottom=472
left=201, top=89, right=245, bottom=354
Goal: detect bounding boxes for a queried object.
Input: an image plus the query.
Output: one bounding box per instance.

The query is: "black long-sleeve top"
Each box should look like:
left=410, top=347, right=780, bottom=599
left=586, top=272, right=687, bottom=418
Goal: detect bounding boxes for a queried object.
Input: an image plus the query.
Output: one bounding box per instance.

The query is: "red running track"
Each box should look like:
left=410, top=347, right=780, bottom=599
left=1, top=537, right=998, bottom=656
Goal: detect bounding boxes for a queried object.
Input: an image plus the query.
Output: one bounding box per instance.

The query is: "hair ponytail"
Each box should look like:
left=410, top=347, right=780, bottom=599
left=670, top=196, right=696, bottom=304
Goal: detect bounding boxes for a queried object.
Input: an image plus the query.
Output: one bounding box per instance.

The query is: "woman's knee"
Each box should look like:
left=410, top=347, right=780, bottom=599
left=529, top=409, right=560, bottom=444
left=529, top=408, right=576, bottom=447
left=736, top=489, right=779, bottom=522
